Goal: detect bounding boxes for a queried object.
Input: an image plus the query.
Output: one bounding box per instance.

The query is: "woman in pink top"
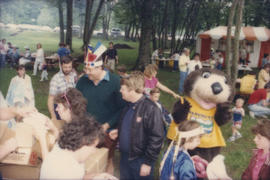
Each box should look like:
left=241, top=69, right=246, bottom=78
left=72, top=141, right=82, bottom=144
left=143, top=64, right=180, bottom=98
left=242, top=119, right=270, bottom=180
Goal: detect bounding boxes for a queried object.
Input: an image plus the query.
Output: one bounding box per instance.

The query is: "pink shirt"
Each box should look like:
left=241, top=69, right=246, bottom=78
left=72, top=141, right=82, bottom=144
left=144, top=77, right=158, bottom=96
left=252, top=149, right=268, bottom=180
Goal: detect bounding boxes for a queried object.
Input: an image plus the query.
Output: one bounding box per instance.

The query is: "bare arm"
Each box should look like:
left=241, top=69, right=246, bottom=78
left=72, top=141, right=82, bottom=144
left=0, top=107, right=17, bottom=121
left=115, top=55, right=119, bottom=64
left=48, top=95, right=56, bottom=120
left=241, top=108, right=245, bottom=116
left=156, top=82, right=180, bottom=98
left=0, top=107, right=37, bottom=121
left=105, top=55, right=108, bottom=64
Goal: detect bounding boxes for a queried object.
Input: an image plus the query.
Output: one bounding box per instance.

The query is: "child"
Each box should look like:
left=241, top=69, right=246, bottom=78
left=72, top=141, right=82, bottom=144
left=242, top=119, right=270, bottom=180
left=149, top=88, right=173, bottom=127
left=170, top=51, right=180, bottom=72
left=144, top=64, right=180, bottom=98
left=228, top=98, right=245, bottom=142
left=40, top=61, right=48, bottom=81
left=6, top=65, right=35, bottom=107
left=116, top=64, right=129, bottom=78
left=160, top=120, right=206, bottom=180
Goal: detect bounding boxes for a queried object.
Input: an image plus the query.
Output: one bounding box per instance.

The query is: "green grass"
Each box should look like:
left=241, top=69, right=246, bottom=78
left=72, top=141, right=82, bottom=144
left=0, top=29, right=257, bottom=179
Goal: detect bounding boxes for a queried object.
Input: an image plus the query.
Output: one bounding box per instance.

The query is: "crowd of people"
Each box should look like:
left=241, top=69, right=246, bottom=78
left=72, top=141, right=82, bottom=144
left=1, top=40, right=270, bottom=180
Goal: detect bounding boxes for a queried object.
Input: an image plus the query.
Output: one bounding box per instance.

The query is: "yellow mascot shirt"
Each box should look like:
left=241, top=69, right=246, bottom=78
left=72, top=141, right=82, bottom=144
left=167, top=96, right=226, bottom=148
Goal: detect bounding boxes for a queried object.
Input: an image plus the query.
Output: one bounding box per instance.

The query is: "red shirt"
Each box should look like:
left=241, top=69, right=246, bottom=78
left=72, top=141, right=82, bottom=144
left=248, top=89, right=267, bottom=105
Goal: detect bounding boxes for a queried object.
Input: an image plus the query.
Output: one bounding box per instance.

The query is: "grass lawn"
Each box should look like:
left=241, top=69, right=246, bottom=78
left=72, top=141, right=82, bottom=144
left=0, top=29, right=257, bottom=179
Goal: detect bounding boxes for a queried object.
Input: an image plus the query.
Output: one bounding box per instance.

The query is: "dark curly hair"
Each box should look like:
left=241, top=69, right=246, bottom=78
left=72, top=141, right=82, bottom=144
left=58, top=115, right=104, bottom=151
left=54, top=88, right=87, bottom=119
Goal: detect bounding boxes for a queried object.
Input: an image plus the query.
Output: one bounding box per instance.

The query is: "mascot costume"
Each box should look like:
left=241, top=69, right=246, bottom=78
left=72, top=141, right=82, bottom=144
left=167, top=68, right=233, bottom=162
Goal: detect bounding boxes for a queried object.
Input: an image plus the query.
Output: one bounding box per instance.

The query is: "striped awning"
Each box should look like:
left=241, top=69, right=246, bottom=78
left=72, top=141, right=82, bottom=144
left=199, top=26, right=270, bottom=41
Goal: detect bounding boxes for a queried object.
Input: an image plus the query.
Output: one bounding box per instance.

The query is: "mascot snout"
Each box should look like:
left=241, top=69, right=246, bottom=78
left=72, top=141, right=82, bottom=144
left=211, top=82, right=223, bottom=95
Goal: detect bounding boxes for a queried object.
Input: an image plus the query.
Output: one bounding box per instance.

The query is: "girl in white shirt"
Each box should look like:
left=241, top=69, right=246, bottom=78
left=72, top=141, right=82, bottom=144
left=32, top=43, right=45, bottom=76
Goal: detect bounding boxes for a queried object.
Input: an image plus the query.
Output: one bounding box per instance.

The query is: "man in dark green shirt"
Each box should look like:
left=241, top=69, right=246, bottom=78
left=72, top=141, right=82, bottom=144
left=76, top=58, right=125, bottom=173
left=76, top=59, right=125, bottom=130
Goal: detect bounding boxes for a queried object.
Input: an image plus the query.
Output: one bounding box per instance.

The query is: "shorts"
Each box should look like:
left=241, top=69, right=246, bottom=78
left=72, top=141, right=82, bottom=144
left=233, top=121, right=242, bottom=129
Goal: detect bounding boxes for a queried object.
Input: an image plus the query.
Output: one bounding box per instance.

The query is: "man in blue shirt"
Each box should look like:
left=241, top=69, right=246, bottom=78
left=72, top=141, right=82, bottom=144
left=57, top=42, right=70, bottom=60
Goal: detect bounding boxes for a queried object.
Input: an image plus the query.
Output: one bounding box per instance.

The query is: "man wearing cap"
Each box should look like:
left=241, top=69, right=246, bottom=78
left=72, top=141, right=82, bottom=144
left=76, top=44, right=125, bottom=173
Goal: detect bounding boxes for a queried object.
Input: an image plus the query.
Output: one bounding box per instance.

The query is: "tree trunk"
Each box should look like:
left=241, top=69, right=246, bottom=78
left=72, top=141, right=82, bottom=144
left=88, top=0, right=105, bottom=42
left=58, top=0, right=65, bottom=43
left=66, top=0, right=73, bottom=50
left=231, top=0, right=244, bottom=85
left=130, top=23, right=135, bottom=41
left=102, top=1, right=113, bottom=40
left=79, top=14, right=84, bottom=38
left=170, top=0, right=179, bottom=54
left=160, top=0, right=169, bottom=50
left=134, top=0, right=153, bottom=69
left=152, top=25, right=157, bottom=51
left=135, top=24, right=139, bottom=41
left=225, top=0, right=238, bottom=78
left=126, top=22, right=132, bottom=40
left=83, top=0, right=94, bottom=48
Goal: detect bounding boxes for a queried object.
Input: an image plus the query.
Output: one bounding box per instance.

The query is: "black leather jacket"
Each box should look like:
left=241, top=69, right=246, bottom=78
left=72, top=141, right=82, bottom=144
left=118, top=96, right=165, bottom=165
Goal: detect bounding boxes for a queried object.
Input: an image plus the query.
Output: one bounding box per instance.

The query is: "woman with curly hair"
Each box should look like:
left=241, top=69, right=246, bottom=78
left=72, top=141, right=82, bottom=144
left=40, top=114, right=116, bottom=179
left=46, top=88, right=88, bottom=138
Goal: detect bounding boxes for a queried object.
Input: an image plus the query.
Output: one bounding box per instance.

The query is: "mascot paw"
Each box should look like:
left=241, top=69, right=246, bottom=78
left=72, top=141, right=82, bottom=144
left=215, top=102, right=232, bottom=126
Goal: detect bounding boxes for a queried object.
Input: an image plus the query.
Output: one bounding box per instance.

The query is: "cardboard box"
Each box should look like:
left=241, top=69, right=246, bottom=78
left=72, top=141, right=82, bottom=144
left=0, top=123, right=38, bottom=166
left=85, top=148, right=109, bottom=174
left=0, top=160, right=41, bottom=179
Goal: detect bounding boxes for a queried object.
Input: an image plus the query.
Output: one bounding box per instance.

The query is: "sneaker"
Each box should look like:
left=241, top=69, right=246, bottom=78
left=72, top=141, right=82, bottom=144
left=249, top=111, right=255, bottom=119
left=235, top=133, right=242, bottom=139
left=228, top=136, right=236, bottom=142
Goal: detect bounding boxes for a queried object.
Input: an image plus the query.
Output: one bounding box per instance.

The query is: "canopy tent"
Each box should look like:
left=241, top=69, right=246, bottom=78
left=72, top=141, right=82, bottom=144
left=196, top=26, right=270, bottom=67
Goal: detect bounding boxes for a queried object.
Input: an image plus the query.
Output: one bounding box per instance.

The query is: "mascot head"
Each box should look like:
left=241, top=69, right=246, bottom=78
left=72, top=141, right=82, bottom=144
left=184, top=68, right=233, bottom=109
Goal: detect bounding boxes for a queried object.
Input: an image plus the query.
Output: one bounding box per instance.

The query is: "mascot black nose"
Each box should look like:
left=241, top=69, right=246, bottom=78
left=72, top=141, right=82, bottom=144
left=211, top=82, right=223, bottom=95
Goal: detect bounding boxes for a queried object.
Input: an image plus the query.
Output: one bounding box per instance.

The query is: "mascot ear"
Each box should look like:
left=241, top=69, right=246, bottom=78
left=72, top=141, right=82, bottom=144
left=172, top=99, right=191, bottom=124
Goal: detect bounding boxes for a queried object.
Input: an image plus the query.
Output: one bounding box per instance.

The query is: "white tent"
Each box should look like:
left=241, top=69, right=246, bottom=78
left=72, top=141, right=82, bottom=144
left=196, top=26, right=270, bottom=67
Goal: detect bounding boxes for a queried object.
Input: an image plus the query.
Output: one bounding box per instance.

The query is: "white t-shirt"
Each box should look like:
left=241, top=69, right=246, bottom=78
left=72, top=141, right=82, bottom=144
left=188, top=60, right=202, bottom=74
left=40, top=144, right=85, bottom=179
left=36, top=48, right=44, bottom=62
left=0, top=43, right=8, bottom=55
left=172, top=53, right=180, bottom=61
left=218, top=57, right=224, bottom=64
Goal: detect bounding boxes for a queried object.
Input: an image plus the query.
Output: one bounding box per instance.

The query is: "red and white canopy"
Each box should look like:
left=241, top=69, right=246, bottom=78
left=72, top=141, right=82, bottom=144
left=199, top=26, right=270, bottom=42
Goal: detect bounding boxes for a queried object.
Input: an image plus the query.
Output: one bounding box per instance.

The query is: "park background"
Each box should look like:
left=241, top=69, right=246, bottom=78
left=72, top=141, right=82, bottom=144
left=1, top=0, right=270, bottom=179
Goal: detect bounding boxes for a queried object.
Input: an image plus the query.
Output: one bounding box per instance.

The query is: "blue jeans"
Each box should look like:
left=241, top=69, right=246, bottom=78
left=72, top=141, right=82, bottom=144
left=216, top=63, right=222, bottom=70
left=248, top=100, right=270, bottom=117
left=120, top=152, right=154, bottom=180
left=179, top=71, right=187, bottom=94
left=173, top=61, right=178, bottom=71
